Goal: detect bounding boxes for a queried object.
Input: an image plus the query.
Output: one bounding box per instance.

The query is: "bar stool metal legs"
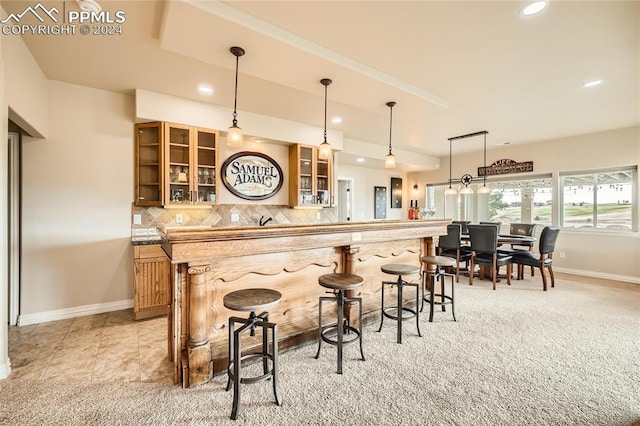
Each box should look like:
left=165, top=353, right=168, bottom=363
left=420, top=256, right=457, bottom=322
left=315, top=273, right=365, bottom=374
left=377, top=264, right=421, bottom=343
left=223, top=288, right=282, bottom=420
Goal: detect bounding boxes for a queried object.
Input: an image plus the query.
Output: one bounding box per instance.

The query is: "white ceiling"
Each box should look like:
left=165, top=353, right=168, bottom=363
left=3, top=0, right=639, bottom=171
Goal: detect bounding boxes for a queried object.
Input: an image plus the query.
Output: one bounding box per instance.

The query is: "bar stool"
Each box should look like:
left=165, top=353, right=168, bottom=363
left=315, top=273, right=365, bottom=374
left=377, top=264, right=421, bottom=343
left=223, top=288, right=283, bottom=420
left=420, top=256, right=456, bottom=322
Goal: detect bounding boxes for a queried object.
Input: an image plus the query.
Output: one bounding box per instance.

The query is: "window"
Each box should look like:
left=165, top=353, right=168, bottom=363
left=426, top=175, right=552, bottom=228
left=560, top=166, right=637, bottom=232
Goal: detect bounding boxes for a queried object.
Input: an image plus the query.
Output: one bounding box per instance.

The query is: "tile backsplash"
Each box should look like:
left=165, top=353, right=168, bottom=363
left=131, top=204, right=338, bottom=230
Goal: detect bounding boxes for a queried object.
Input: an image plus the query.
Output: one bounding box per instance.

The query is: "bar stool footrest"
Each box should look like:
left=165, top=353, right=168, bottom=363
left=227, top=352, right=275, bottom=385
left=320, top=324, right=361, bottom=346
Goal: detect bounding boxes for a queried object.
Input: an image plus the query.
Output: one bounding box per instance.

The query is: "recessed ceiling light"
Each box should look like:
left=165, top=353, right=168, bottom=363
left=198, top=84, right=214, bottom=95
left=583, top=79, right=603, bottom=88
left=356, top=157, right=365, bottom=163
left=253, top=139, right=262, bottom=143
left=331, top=116, right=343, bottom=124
left=521, top=1, right=547, bottom=16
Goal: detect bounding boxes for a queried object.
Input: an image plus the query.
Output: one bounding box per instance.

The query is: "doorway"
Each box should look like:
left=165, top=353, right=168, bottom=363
left=337, top=178, right=353, bottom=222
left=8, top=132, right=20, bottom=326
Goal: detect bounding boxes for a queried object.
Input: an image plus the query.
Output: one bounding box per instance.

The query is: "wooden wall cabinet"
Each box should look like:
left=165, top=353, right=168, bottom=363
left=288, top=144, right=333, bottom=207
left=134, top=122, right=163, bottom=206
left=133, top=244, right=170, bottom=320
left=134, top=122, right=219, bottom=207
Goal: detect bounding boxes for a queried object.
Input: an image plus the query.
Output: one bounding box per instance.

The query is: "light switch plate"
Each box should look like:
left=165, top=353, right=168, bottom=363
left=231, top=213, right=239, bottom=222
left=176, top=213, right=183, bottom=224
left=133, top=214, right=142, bottom=225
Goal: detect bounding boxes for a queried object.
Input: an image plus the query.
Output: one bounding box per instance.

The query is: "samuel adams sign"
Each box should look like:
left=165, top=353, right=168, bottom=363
left=221, top=152, right=284, bottom=200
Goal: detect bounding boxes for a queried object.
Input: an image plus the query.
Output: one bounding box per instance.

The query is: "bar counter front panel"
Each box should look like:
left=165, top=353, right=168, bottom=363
left=160, top=220, right=450, bottom=387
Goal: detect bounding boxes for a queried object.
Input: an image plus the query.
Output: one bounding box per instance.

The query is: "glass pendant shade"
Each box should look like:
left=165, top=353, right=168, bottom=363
left=477, top=185, right=492, bottom=194
left=384, top=153, right=397, bottom=169
left=444, top=187, right=458, bottom=195
left=460, top=186, right=474, bottom=195
left=227, top=124, right=243, bottom=147
left=318, top=141, right=332, bottom=160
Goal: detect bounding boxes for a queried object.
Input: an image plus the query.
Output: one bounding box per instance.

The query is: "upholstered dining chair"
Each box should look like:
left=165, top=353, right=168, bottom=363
left=512, top=226, right=560, bottom=291
left=479, top=221, right=503, bottom=234
left=437, top=224, right=471, bottom=282
left=467, top=224, right=513, bottom=290
left=452, top=220, right=471, bottom=235
left=509, top=223, right=538, bottom=276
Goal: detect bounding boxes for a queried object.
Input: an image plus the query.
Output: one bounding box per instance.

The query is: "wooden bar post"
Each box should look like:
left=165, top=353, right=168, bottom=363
left=187, top=264, right=212, bottom=387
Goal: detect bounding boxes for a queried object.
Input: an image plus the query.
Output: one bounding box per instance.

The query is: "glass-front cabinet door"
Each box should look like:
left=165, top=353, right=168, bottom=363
left=194, top=128, right=217, bottom=204
left=134, top=122, right=163, bottom=206
left=162, top=123, right=219, bottom=207
left=165, top=123, right=192, bottom=205
left=289, top=144, right=333, bottom=207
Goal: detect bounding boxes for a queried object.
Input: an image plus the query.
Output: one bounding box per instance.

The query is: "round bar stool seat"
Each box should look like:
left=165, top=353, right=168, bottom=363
left=223, top=288, right=282, bottom=312
left=318, top=273, right=364, bottom=291
left=420, top=255, right=457, bottom=322
left=378, top=264, right=422, bottom=344
left=223, top=288, right=283, bottom=420
left=315, top=273, right=365, bottom=374
left=420, top=256, right=456, bottom=269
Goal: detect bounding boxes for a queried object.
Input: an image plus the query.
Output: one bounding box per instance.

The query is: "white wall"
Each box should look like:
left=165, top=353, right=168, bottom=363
left=2, top=29, right=48, bottom=138
left=409, top=127, right=640, bottom=281
left=336, top=160, right=408, bottom=222
left=0, top=20, right=11, bottom=378
left=20, top=81, right=135, bottom=319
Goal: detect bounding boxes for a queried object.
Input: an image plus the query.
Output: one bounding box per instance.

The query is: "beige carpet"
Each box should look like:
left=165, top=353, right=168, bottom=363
left=1, top=274, right=639, bottom=425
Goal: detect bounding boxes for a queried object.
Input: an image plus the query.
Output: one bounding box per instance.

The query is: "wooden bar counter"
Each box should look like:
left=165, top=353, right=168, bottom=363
left=160, top=219, right=449, bottom=387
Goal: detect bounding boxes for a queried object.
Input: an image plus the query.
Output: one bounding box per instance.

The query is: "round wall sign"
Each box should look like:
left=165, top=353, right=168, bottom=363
left=221, top=151, right=284, bottom=200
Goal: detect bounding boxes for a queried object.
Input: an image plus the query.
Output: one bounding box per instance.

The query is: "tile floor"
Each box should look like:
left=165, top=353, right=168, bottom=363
left=7, top=310, right=173, bottom=383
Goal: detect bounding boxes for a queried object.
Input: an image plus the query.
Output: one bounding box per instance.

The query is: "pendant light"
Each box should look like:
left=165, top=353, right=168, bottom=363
left=444, top=138, right=457, bottom=195
left=477, top=132, right=492, bottom=194
left=384, top=101, right=397, bottom=169
left=318, top=78, right=332, bottom=160
left=227, top=46, right=245, bottom=147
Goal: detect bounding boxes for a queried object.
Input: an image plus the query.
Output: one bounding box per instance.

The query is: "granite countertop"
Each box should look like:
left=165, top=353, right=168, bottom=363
left=131, top=228, right=162, bottom=246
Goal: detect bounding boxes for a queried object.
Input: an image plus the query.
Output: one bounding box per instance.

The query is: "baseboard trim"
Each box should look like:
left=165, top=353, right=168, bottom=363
left=17, top=299, right=134, bottom=327
left=0, top=358, right=11, bottom=379
left=554, top=267, right=640, bottom=284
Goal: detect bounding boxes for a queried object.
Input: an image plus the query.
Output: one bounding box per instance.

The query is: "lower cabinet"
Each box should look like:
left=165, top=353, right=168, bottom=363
left=133, top=244, right=170, bottom=320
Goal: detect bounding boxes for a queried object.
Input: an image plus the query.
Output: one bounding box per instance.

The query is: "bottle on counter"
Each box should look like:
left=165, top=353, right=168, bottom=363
left=409, top=200, right=415, bottom=220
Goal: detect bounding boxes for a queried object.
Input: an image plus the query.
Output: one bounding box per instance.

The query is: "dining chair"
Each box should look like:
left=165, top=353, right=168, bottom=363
left=452, top=220, right=471, bottom=235
left=467, top=224, right=513, bottom=290
left=512, top=226, right=560, bottom=291
left=509, top=223, right=538, bottom=276
left=437, top=224, right=471, bottom=283
left=479, top=221, right=503, bottom=234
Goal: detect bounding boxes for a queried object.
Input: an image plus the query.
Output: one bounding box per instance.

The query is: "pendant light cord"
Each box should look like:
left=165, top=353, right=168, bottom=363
left=448, top=139, right=453, bottom=188
left=323, top=83, right=328, bottom=142
left=232, top=54, right=239, bottom=126
left=388, top=104, right=393, bottom=155
left=483, top=133, right=487, bottom=186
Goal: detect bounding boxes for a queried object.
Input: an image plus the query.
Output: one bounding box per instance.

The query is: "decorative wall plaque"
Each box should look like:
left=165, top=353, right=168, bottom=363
left=221, top=151, right=283, bottom=200
left=478, top=159, right=534, bottom=177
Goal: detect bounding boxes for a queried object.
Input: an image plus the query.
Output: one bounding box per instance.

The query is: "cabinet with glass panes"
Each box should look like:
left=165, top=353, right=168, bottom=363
left=134, top=122, right=163, bottom=206
left=288, top=144, right=333, bottom=207
left=164, top=123, right=218, bottom=206
left=133, top=122, right=218, bottom=207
